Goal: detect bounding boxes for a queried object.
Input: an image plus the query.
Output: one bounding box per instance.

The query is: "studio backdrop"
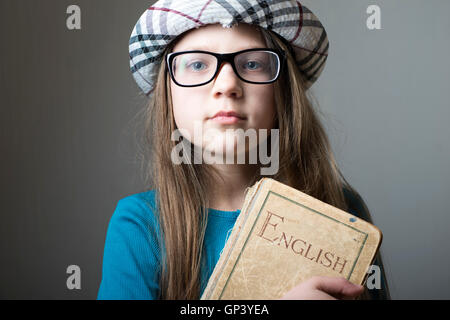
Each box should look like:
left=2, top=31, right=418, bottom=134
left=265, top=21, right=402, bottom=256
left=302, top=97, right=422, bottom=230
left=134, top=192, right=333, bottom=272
left=1, top=0, right=449, bottom=299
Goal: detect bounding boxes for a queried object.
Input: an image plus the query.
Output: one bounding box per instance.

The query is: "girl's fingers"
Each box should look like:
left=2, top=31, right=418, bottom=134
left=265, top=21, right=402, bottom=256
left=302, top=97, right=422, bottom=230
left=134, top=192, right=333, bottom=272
left=312, top=276, right=364, bottom=299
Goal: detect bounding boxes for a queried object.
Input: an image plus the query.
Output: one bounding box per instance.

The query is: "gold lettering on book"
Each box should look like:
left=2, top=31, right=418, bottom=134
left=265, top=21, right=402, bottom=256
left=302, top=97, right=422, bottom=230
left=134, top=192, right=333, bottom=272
left=256, top=210, right=349, bottom=274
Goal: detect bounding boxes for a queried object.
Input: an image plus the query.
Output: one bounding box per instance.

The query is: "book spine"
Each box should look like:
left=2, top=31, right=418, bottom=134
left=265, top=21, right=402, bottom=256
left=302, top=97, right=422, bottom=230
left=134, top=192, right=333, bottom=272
left=200, top=178, right=269, bottom=299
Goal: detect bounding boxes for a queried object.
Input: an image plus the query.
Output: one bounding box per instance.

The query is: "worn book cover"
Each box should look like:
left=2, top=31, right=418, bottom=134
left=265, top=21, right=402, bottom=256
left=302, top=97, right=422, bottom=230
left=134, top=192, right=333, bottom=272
left=201, top=178, right=382, bottom=300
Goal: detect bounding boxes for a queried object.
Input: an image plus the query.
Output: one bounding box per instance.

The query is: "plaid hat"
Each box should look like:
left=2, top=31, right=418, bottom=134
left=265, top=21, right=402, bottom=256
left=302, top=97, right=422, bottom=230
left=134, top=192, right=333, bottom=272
left=129, top=0, right=329, bottom=96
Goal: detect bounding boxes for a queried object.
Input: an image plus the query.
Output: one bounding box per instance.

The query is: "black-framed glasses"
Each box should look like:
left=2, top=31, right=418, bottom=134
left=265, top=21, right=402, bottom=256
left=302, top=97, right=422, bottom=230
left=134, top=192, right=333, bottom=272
left=166, top=48, right=285, bottom=87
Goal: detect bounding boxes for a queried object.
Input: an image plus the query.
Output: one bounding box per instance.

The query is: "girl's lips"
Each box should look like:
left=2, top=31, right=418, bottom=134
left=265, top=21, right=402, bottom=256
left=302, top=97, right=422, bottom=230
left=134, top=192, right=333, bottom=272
left=209, top=110, right=247, bottom=124
left=211, top=110, right=246, bottom=119
left=210, top=116, right=244, bottom=124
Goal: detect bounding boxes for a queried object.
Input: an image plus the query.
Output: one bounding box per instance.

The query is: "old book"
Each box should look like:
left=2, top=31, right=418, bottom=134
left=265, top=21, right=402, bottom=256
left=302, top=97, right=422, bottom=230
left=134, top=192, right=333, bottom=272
left=201, top=178, right=382, bottom=300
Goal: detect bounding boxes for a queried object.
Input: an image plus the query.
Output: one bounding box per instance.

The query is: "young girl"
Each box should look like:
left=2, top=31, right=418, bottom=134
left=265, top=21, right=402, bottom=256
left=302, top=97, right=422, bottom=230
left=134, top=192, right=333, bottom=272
left=98, top=0, right=390, bottom=300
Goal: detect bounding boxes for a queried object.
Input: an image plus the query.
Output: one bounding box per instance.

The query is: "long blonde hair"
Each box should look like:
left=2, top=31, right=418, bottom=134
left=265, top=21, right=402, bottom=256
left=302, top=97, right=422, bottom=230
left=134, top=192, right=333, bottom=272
left=137, top=25, right=385, bottom=299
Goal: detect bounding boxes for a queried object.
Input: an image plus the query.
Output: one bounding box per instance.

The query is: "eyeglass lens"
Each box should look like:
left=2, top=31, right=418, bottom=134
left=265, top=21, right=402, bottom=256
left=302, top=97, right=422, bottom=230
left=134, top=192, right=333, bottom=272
left=171, top=51, right=279, bottom=86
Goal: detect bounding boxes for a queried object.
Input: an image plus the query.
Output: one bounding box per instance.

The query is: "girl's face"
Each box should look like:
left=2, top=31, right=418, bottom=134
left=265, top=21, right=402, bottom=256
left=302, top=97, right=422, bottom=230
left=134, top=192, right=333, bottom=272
left=170, top=23, right=276, bottom=157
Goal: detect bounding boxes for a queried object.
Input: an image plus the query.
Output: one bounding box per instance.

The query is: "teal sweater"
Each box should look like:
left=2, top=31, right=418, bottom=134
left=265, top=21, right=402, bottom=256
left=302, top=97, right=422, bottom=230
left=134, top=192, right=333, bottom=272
left=97, top=189, right=389, bottom=299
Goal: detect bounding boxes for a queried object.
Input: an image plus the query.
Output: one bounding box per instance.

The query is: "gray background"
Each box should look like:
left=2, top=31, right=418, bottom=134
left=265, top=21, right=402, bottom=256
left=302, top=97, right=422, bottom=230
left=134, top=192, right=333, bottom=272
left=1, top=0, right=449, bottom=299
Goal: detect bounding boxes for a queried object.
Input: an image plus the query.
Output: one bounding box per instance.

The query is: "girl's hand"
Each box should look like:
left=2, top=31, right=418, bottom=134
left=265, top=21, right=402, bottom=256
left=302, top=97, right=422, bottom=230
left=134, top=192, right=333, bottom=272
left=279, top=276, right=364, bottom=300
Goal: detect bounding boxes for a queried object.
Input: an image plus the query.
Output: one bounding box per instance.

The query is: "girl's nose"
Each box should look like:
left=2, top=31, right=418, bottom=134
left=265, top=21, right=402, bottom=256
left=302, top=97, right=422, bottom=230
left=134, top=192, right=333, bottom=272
left=212, top=62, right=243, bottom=97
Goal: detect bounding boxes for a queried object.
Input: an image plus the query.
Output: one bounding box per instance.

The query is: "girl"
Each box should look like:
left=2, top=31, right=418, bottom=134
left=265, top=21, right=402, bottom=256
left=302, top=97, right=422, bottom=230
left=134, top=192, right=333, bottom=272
left=98, top=0, right=390, bottom=300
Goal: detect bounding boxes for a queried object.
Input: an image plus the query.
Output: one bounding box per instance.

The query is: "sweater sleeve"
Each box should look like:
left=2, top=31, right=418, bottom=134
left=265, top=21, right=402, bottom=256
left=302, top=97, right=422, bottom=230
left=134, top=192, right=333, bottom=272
left=97, top=192, right=161, bottom=300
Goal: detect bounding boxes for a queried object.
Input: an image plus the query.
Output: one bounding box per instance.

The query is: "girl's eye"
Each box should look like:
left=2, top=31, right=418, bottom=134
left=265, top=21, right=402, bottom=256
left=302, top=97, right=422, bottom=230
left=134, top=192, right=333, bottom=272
left=188, top=61, right=207, bottom=71
left=244, top=61, right=262, bottom=70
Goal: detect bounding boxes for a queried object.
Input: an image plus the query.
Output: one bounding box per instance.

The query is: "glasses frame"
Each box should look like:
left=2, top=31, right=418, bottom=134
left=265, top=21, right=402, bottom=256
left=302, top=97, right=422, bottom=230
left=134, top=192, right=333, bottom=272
left=166, top=48, right=286, bottom=87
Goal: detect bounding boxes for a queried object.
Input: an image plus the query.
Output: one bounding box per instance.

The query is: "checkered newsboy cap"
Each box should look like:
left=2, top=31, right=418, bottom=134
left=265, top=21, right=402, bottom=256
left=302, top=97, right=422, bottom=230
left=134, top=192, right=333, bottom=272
left=129, top=0, right=329, bottom=96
